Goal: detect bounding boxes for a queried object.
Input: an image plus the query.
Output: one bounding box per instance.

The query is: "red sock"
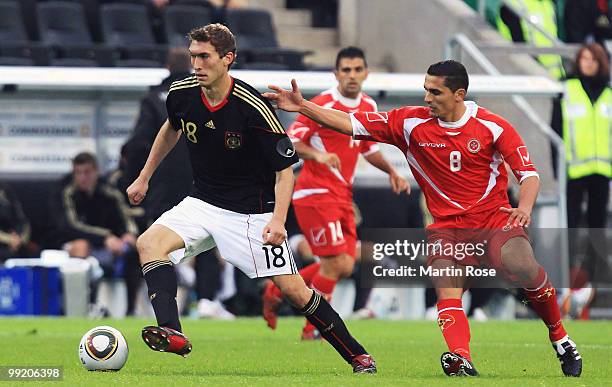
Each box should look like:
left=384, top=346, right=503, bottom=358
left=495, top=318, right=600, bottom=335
left=437, top=298, right=471, bottom=361
left=523, top=266, right=567, bottom=342
left=268, top=262, right=322, bottom=299
left=299, top=262, right=321, bottom=287
left=304, top=273, right=337, bottom=333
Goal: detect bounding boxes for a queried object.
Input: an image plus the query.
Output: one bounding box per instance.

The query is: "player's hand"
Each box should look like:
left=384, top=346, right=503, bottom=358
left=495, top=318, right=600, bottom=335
left=126, top=176, right=149, bottom=205
left=263, top=79, right=303, bottom=112
left=389, top=172, right=410, bottom=195
left=263, top=218, right=287, bottom=246
left=105, top=235, right=124, bottom=255
left=499, top=206, right=531, bottom=228
left=315, top=152, right=341, bottom=169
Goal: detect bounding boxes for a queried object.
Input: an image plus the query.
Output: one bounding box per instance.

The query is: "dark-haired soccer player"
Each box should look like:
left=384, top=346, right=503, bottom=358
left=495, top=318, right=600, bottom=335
left=262, top=46, right=408, bottom=339
left=126, top=23, right=376, bottom=373
left=264, top=60, right=582, bottom=377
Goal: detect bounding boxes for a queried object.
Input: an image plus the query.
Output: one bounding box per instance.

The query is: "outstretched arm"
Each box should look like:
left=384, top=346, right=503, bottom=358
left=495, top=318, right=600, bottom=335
left=264, top=79, right=354, bottom=136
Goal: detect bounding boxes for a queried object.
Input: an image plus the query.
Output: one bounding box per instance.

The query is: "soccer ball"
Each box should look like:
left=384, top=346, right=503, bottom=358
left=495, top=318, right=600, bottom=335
left=79, top=326, right=128, bottom=371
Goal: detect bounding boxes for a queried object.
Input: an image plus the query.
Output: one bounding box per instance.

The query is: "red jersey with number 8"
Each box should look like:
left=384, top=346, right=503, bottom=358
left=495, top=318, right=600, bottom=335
left=349, top=101, right=539, bottom=219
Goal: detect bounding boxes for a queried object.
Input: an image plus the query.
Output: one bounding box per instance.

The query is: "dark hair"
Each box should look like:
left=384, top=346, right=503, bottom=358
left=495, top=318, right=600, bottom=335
left=575, top=43, right=610, bottom=80
left=426, top=60, right=469, bottom=92
left=166, top=47, right=192, bottom=73
left=187, top=23, right=236, bottom=68
left=72, top=152, right=98, bottom=168
left=335, top=46, right=367, bottom=69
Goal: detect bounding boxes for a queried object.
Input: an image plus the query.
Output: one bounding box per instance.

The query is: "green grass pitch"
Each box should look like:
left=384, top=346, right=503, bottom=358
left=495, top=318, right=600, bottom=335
left=1, top=317, right=610, bottom=386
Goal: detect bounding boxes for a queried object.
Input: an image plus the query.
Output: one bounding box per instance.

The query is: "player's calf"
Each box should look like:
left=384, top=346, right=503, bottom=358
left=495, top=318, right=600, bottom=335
left=274, top=274, right=376, bottom=373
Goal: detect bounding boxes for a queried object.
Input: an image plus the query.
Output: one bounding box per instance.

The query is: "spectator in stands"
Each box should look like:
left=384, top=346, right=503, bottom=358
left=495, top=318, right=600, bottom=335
left=551, top=42, right=611, bottom=319
left=49, top=152, right=139, bottom=314
left=0, top=182, right=31, bottom=262
left=497, top=0, right=565, bottom=79
left=564, top=0, right=612, bottom=45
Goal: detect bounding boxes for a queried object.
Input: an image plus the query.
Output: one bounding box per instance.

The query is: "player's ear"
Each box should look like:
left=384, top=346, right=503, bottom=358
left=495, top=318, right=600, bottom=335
left=455, top=88, right=466, bottom=101
left=224, top=51, right=235, bottom=67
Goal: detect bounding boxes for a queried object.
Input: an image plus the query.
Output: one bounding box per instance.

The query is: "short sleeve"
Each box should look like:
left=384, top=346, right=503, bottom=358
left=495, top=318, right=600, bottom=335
left=248, top=98, right=299, bottom=171
left=165, top=91, right=181, bottom=132
left=495, top=121, right=539, bottom=183
left=350, top=108, right=406, bottom=147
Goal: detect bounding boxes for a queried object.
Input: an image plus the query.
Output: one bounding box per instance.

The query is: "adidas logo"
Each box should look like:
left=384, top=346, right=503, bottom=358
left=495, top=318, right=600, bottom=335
left=323, top=323, right=334, bottom=332
left=205, top=120, right=216, bottom=129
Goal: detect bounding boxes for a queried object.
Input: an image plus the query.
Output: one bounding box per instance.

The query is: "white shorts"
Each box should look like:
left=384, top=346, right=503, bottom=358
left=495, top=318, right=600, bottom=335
left=153, top=196, right=298, bottom=279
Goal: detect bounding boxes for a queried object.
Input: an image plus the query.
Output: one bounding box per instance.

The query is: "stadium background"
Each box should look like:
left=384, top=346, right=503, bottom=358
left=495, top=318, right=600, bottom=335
left=0, top=0, right=610, bottom=384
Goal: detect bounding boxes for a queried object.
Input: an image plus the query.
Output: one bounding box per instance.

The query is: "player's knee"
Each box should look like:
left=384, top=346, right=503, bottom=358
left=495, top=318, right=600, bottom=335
left=276, top=277, right=311, bottom=306
left=136, top=232, right=165, bottom=264
left=500, top=238, right=539, bottom=283
left=338, top=254, right=355, bottom=277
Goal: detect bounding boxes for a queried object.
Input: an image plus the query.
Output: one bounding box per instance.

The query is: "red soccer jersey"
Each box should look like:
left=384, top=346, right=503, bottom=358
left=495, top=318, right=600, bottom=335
left=289, top=88, right=380, bottom=205
left=350, top=101, right=539, bottom=219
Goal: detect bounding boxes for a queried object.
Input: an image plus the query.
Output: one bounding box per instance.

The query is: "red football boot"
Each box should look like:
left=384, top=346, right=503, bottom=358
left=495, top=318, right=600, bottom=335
left=141, top=326, right=192, bottom=357
left=352, top=354, right=377, bottom=374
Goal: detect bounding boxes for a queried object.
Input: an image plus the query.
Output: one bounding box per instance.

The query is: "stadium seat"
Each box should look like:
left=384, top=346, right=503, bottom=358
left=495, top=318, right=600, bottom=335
left=225, top=8, right=308, bottom=70
left=37, top=1, right=115, bottom=66
left=0, top=1, right=50, bottom=66
left=0, top=43, right=51, bottom=66
left=0, top=56, right=35, bottom=66
left=37, top=1, right=93, bottom=46
left=0, top=0, right=29, bottom=43
left=163, top=4, right=214, bottom=48
left=100, top=2, right=165, bottom=66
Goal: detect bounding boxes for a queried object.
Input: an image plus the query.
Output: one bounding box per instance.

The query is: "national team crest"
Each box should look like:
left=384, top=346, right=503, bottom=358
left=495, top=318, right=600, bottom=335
left=225, top=132, right=242, bottom=150
left=438, top=313, right=456, bottom=331
left=467, top=138, right=481, bottom=153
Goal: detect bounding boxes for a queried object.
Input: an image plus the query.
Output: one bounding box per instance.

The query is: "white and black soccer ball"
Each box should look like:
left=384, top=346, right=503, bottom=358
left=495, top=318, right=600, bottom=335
left=79, top=326, right=128, bottom=371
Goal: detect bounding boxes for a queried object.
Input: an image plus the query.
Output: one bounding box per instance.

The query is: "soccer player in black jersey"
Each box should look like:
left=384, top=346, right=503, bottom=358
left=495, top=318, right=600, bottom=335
left=126, top=24, right=376, bottom=373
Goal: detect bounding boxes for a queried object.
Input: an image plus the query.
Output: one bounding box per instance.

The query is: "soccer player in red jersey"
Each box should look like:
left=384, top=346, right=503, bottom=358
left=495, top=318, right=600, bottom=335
left=264, top=60, right=582, bottom=377
left=262, top=47, right=409, bottom=339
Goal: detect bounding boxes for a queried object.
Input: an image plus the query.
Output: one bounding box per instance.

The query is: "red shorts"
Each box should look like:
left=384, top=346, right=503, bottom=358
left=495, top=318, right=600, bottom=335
left=293, top=203, right=357, bottom=258
left=426, top=208, right=529, bottom=274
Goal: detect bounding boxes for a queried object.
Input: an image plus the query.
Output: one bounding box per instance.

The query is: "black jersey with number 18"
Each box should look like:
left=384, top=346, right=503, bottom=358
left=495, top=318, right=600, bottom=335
left=166, top=75, right=298, bottom=214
